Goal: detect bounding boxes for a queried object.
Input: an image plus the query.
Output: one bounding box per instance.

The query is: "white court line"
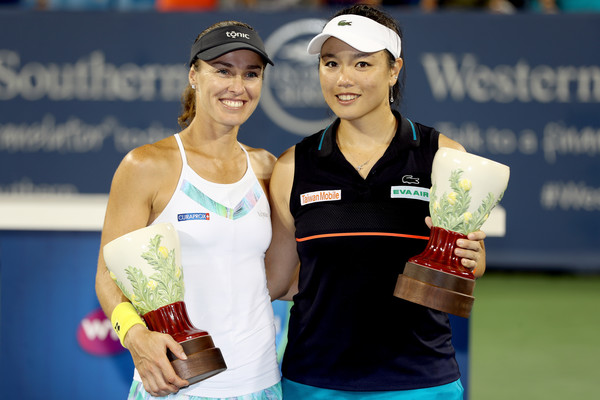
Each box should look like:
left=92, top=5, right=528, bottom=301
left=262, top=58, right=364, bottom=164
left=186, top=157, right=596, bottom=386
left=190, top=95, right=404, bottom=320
left=0, top=194, right=108, bottom=231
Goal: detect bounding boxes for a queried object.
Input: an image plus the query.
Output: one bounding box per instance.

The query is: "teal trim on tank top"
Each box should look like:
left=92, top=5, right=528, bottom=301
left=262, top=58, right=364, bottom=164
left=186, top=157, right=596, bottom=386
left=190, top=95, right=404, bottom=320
left=180, top=179, right=263, bottom=220
left=318, top=117, right=417, bottom=151
left=318, top=123, right=332, bottom=151
left=406, top=118, right=417, bottom=141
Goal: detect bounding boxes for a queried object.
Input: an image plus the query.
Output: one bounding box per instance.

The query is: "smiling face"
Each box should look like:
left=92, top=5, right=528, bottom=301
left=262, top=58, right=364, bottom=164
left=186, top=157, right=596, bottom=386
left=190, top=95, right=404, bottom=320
left=319, top=37, right=402, bottom=122
left=189, top=49, right=264, bottom=130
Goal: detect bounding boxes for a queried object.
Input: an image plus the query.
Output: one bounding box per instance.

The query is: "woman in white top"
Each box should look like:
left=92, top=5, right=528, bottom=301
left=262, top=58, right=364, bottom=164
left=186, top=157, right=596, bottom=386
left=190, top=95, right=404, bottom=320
left=95, top=21, right=281, bottom=399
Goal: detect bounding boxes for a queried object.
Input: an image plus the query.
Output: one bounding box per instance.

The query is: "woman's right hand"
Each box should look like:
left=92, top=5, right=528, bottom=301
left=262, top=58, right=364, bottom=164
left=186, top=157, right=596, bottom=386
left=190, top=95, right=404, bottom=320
left=124, top=325, right=190, bottom=397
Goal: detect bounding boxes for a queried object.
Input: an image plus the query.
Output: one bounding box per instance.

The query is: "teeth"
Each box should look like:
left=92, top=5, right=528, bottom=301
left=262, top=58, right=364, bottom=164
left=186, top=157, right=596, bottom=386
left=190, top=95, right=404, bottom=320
left=222, top=99, right=243, bottom=108
left=338, top=94, right=358, bottom=101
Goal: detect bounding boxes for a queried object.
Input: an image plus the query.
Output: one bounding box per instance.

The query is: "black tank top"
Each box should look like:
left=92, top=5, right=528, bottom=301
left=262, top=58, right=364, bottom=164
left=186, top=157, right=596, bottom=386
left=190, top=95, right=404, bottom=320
left=282, top=112, right=460, bottom=391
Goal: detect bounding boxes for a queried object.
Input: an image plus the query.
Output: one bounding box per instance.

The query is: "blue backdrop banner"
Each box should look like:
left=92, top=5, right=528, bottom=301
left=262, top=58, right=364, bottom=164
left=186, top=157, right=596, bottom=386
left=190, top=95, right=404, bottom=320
left=2, top=11, right=599, bottom=270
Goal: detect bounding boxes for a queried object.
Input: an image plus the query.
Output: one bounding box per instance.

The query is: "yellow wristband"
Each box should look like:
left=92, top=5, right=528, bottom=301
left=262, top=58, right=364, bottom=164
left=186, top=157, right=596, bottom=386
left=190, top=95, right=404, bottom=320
left=111, top=302, right=146, bottom=346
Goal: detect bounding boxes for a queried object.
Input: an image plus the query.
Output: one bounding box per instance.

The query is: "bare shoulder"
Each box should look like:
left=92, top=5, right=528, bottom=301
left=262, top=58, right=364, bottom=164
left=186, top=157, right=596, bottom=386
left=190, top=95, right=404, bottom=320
left=438, top=134, right=466, bottom=152
left=119, top=136, right=179, bottom=176
left=273, top=145, right=296, bottom=172
left=110, top=136, right=181, bottom=204
left=276, top=145, right=295, bottom=162
left=242, top=144, right=277, bottom=178
left=270, top=145, right=296, bottom=194
left=106, top=135, right=180, bottom=226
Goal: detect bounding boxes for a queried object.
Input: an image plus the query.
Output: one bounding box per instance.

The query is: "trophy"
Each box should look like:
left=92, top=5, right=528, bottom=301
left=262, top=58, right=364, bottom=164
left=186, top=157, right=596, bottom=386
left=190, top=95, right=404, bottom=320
left=103, top=222, right=227, bottom=384
left=394, top=148, right=509, bottom=318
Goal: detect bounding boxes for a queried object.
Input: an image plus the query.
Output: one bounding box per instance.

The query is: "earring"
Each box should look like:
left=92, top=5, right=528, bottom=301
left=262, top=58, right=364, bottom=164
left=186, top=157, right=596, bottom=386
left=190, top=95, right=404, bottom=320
left=191, top=84, right=196, bottom=90
left=390, top=94, right=394, bottom=103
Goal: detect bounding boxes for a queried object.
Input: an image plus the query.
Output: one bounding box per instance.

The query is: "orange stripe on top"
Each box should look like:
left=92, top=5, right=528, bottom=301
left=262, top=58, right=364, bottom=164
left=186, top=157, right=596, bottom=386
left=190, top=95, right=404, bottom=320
left=296, top=232, right=430, bottom=242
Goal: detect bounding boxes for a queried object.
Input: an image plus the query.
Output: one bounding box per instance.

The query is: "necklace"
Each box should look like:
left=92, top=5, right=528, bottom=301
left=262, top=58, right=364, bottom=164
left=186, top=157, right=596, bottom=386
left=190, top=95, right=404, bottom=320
left=356, top=159, right=371, bottom=171
left=337, top=118, right=397, bottom=173
left=343, top=145, right=387, bottom=173
left=339, top=137, right=391, bottom=173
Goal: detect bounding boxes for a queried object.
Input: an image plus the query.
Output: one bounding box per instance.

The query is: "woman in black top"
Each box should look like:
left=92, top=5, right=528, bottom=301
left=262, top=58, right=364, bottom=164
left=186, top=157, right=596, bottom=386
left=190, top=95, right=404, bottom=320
left=266, top=5, right=486, bottom=399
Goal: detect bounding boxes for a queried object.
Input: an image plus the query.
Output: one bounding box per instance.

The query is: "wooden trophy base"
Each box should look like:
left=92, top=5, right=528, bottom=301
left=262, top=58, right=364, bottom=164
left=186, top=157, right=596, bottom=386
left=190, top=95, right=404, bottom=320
left=144, top=302, right=227, bottom=385
left=394, top=261, right=475, bottom=318
left=169, top=334, right=227, bottom=385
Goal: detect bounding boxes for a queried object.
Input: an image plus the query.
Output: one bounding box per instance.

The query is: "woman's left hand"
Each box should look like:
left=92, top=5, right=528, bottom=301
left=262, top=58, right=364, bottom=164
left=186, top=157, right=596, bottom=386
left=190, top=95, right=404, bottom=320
left=425, top=216, right=487, bottom=278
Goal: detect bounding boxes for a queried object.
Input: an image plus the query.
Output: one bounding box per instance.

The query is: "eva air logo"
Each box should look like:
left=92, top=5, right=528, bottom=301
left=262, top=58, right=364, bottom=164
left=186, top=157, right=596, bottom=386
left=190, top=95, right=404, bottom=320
left=338, top=20, right=352, bottom=26
left=391, top=186, right=430, bottom=202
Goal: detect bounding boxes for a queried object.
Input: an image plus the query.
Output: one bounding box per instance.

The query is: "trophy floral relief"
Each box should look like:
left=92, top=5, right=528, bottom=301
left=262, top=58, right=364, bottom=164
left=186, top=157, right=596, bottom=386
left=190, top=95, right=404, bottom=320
left=430, top=169, right=504, bottom=236
left=110, top=234, right=184, bottom=316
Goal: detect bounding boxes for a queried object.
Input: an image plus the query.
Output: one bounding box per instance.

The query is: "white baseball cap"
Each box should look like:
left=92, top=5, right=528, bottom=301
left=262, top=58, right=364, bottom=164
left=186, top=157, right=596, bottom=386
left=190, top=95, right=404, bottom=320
left=307, top=14, right=402, bottom=59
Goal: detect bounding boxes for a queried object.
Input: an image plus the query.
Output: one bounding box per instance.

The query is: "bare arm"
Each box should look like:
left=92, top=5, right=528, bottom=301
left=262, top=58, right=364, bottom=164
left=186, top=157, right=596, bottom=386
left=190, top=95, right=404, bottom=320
left=265, top=147, right=301, bottom=301
left=437, top=135, right=487, bottom=278
left=95, top=144, right=189, bottom=397
left=96, top=148, right=155, bottom=318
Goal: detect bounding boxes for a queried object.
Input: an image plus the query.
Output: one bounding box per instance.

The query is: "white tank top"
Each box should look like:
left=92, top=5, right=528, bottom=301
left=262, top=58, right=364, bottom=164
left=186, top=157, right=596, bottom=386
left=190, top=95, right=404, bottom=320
left=133, top=134, right=280, bottom=397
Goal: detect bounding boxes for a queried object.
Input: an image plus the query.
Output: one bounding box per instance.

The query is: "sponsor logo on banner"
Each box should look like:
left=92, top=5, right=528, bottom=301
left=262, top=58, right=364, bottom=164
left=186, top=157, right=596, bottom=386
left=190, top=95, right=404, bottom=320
left=261, top=19, right=335, bottom=136
left=77, top=308, right=125, bottom=356
left=0, top=50, right=186, bottom=102
left=300, top=190, right=341, bottom=206
left=391, top=186, right=430, bottom=202
left=178, top=212, right=210, bottom=221
left=421, top=53, right=600, bottom=103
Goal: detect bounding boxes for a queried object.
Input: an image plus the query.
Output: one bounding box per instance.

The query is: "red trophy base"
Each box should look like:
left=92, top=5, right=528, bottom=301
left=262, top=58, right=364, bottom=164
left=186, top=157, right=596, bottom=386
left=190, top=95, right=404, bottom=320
left=394, top=226, right=475, bottom=318
left=143, top=301, right=227, bottom=385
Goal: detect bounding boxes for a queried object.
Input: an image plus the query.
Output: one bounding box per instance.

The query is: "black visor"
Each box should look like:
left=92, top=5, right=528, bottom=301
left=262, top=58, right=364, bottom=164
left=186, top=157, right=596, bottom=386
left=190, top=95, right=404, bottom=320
left=189, top=25, right=274, bottom=67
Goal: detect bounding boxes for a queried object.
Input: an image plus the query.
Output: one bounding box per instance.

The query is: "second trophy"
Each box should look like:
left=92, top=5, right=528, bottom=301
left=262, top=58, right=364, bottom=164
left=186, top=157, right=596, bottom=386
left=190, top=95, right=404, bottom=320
left=394, top=148, right=509, bottom=318
left=103, top=222, right=227, bottom=384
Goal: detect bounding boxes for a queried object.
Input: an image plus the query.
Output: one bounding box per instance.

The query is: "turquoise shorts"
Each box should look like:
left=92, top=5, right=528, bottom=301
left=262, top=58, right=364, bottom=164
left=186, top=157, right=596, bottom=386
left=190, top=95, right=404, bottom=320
left=281, top=378, right=463, bottom=400
left=128, top=380, right=282, bottom=400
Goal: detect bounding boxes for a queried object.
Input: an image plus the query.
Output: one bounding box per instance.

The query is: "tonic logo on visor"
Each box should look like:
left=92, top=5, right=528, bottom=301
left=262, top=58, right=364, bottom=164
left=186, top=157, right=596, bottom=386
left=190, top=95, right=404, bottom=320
left=226, top=31, right=250, bottom=40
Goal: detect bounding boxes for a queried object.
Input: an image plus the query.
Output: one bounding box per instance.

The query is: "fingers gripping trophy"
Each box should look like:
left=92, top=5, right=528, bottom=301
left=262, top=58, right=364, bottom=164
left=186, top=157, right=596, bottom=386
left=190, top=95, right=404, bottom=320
left=394, top=148, right=510, bottom=318
left=103, top=223, right=227, bottom=384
